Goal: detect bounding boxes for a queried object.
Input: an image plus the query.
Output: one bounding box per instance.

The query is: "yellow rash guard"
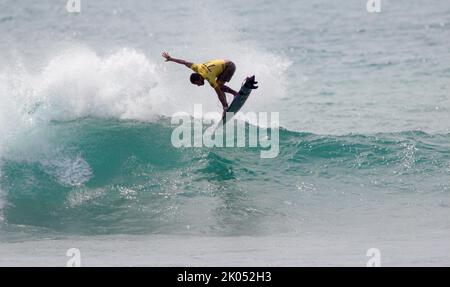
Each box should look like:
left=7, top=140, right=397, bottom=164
left=190, top=60, right=226, bottom=88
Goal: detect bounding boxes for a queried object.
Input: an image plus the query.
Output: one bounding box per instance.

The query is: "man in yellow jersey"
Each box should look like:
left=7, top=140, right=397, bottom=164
left=162, top=52, right=239, bottom=115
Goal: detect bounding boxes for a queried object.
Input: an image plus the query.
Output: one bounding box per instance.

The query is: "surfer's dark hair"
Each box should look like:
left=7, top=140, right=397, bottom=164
left=190, top=73, right=202, bottom=84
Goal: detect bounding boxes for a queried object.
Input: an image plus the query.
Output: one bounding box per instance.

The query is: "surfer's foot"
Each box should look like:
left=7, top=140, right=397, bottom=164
left=244, top=75, right=258, bottom=90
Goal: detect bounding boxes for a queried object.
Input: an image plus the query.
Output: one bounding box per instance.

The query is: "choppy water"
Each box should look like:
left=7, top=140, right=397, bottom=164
left=0, top=0, right=449, bottom=265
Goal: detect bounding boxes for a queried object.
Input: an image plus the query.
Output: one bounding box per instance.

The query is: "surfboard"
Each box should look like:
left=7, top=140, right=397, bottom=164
left=218, top=75, right=258, bottom=126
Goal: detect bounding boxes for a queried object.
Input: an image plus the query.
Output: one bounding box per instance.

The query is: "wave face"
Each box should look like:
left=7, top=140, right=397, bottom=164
left=1, top=118, right=449, bottom=236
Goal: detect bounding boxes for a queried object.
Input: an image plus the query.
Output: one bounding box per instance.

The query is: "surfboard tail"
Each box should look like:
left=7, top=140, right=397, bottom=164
left=244, top=75, right=258, bottom=89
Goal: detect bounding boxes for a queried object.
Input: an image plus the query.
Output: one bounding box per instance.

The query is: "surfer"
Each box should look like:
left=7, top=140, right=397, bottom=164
left=162, top=52, right=239, bottom=115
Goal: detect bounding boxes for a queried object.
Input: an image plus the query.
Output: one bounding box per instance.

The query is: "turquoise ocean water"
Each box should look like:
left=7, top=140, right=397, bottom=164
left=0, top=0, right=449, bottom=265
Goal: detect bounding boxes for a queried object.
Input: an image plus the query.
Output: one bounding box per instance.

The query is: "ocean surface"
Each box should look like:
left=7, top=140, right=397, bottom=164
left=0, top=0, right=449, bottom=266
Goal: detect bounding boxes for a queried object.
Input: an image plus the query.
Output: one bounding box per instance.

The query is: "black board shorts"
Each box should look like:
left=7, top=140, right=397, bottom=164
left=217, top=61, right=236, bottom=83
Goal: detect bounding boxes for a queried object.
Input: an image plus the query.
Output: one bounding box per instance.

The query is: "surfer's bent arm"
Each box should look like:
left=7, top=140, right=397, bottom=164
left=215, top=87, right=228, bottom=110
left=162, top=52, right=193, bottom=68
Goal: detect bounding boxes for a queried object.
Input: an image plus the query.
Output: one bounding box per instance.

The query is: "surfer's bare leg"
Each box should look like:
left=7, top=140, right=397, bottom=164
left=219, top=83, right=239, bottom=98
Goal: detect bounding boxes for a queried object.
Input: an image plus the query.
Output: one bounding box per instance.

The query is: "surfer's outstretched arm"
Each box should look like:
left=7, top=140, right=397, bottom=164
left=162, top=52, right=193, bottom=68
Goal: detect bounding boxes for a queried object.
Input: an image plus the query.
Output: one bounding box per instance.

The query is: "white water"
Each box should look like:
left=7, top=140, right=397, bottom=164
left=1, top=233, right=449, bottom=266
left=0, top=46, right=290, bottom=160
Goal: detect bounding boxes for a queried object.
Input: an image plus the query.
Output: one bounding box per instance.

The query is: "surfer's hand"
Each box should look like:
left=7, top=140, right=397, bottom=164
left=162, top=52, right=171, bottom=62
left=222, top=106, right=228, bottom=118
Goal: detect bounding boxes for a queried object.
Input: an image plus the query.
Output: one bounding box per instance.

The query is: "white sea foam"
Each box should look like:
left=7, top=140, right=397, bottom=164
left=41, top=154, right=93, bottom=187
left=0, top=44, right=290, bottom=159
